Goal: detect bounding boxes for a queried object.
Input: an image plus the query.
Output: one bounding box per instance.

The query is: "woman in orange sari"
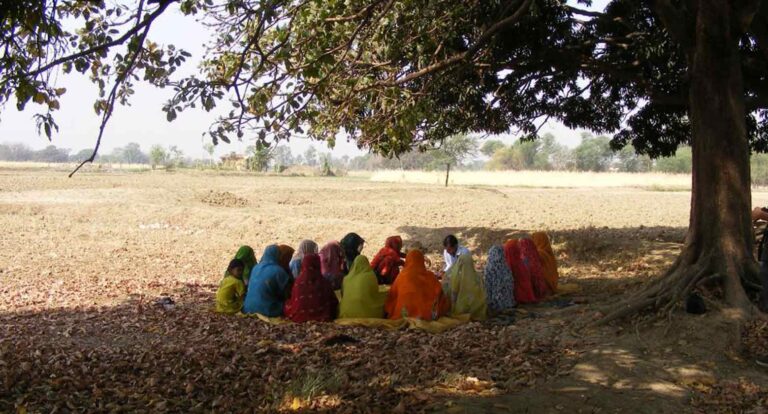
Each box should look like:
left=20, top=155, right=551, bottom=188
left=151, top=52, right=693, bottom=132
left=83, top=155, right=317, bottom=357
left=385, top=250, right=450, bottom=320
left=277, top=244, right=295, bottom=277
left=531, top=232, right=559, bottom=294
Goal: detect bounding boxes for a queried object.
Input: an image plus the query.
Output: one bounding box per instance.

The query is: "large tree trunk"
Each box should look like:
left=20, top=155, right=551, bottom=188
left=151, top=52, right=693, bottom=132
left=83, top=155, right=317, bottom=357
left=685, top=1, right=757, bottom=311
left=596, top=0, right=760, bottom=325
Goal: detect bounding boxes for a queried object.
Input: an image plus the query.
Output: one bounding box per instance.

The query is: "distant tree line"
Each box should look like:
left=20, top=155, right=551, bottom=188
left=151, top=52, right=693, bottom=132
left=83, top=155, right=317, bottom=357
left=6, top=138, right=768, bottom=185
left=0, top=142, right=188, bottom=169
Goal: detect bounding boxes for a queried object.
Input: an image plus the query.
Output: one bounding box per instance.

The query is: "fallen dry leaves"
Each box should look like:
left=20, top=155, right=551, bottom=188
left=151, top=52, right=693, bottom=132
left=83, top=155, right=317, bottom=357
left=0, top=283, right=565, bottom=413
left=690, top=378, right=768, bottom=413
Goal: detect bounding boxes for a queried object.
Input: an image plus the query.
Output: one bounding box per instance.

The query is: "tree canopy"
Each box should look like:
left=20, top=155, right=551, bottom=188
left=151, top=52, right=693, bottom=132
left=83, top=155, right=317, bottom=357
left=1, top=1, right=765, bottom=157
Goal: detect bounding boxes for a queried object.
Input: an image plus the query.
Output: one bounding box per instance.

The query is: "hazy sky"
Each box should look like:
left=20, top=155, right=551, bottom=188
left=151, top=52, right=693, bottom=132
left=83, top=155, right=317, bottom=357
left=0, top=1, right=608, bottom=159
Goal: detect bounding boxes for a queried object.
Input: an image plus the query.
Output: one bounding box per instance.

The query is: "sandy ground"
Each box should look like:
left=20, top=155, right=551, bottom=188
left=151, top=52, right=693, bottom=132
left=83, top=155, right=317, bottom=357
left=1, top=168, right=767, bottom=412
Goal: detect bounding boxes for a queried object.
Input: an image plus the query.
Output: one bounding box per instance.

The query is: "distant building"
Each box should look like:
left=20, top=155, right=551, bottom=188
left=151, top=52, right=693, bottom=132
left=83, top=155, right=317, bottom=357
left=220, top=152, right=246, bottom=170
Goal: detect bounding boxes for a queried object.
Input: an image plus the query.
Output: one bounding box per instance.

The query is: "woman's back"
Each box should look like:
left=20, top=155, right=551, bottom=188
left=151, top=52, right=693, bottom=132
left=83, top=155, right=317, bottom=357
left=339, top=256, right=386, bottom=318
left=385, top=250, right=449, bottom=320
left=243, top=245, right=292, bottom=316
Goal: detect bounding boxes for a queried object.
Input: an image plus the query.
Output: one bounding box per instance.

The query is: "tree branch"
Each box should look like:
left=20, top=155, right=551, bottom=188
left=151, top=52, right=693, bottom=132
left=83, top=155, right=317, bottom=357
left=27, top=0, right=173, bottom=78
left=651, top=0, right=694, bottom=48
left=69, top=18, right=155, bottom=176
left=370, top=0, right=533, bottom=88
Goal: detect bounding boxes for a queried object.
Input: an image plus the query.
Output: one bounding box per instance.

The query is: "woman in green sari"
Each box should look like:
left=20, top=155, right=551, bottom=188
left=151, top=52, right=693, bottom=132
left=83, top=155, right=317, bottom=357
left=444, top=254, right=487, bottom=321
left=234, top=245, right=257, bottom=287
left=339, top=255, right=387, bottom=318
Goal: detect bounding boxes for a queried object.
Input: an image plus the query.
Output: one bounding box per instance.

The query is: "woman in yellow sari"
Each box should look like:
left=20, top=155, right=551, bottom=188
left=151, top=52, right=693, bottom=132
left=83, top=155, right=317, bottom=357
left=385, top=250, right=450, bottom=320
left=444, top=254, right=487, bottom=321
left=339, top=255, right=387, bottom=318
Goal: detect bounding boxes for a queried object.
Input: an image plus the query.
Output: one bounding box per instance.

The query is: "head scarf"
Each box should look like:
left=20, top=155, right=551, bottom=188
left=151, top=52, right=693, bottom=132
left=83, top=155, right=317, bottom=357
left=445, top=254, right=487, bottom=321
left=386, top=236, right=404, bottom=254
left=483, top=245, right=516, bottom=312
left=340, top=233, right=365, bottom=269
left=283, top=254, right=339, bottom=323
left=277, top=244, right=295, bottom=274
left=242, top=245, right=292, bottom=316
left=519, top=238, right=551, bottom=299
left=293, top=240, right=319, bottom=259
left=503, top=239, right=538, bottom=304
left=320, top=241, right=345, bottom=289
left=290, top=240, right=319, bottom=278
left=233, top=245, right=257, bottom=284
left=384, top=250, right=450, bottom=320
left=339, top=255, right=387, bottom=318
left=370, top=236, right=406, bottom=285
left=531, top=232, right=559, bottom=293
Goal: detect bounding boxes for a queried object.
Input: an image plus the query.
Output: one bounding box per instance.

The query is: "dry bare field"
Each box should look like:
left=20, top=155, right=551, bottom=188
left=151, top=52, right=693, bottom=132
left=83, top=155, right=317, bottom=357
left=1, top=168, right=767, bottom=412
left=370, top=169, right=692, bottom=190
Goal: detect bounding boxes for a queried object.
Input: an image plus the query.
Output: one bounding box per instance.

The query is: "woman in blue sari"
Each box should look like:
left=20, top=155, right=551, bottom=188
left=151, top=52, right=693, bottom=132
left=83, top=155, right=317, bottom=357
left=243, top=245, right=293, bottom=316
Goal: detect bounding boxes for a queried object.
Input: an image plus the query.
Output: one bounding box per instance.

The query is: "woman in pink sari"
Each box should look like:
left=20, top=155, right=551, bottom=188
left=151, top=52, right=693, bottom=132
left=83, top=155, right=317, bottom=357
left=319, top=241, right=345, bottom=290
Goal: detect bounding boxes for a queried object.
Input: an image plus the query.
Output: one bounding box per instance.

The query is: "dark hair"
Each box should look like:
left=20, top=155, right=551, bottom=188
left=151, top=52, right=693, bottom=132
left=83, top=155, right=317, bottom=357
left=443, top=235, right=458, bottom=248
left=228, top=258, right=245, bottom=271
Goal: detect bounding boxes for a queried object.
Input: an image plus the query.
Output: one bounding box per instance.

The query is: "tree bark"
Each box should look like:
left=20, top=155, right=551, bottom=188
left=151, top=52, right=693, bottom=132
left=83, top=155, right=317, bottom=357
left=445, top=162, right=451, bottom=187
left=684, top=0, right=757, bottom=312
left=595, top=0, right=761, bottom=325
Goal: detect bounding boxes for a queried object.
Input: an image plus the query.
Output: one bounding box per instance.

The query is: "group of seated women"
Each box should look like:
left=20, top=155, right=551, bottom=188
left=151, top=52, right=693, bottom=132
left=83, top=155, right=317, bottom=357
left=215, top=231, right=560, bottom=322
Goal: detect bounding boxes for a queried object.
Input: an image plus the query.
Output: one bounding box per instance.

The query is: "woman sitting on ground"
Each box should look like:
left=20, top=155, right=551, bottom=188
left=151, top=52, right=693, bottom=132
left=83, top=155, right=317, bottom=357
left=483, top=245, right=516, bottom=314
left=290, top=239, right=319, bottom=278
left=340, top=232, right=365, bottom=273
left=532, top=232, right=559, bottom=294
left=385, top=249, right=450, bottom=320
left=215, top=259, right=246, bottom=314
left=339, top=255, right=387, bottom=318
left=444, top=254, right=487, bottom=321
left=283, top=253, right=339, bottom=322
left=233, top=245, right=257, bottom=287
left=277, top=244, right=296, bottom=277
left=243, top=245, right=293, bottom=316
left=370, top=235, right=406, bottom=284
left=504, top=238, right=550, bottom=303
left=320, top=241, right=346, bottom=290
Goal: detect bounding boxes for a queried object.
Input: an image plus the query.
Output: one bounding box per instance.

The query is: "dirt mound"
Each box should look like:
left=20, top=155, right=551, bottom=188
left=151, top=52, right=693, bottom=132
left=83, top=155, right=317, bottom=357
left=200, top=190, right=248, bottom=207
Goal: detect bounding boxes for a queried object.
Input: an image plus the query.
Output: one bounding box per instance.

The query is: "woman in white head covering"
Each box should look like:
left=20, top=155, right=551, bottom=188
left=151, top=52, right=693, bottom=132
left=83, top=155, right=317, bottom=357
left=289, top=239, right=319, bottom=278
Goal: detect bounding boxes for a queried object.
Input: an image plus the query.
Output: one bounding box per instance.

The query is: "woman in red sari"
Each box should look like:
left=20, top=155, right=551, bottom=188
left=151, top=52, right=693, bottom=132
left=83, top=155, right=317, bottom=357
left=283, top=253, right=339, bottom=322
left=503, top=239, right=537, bottom=304
left=503, top=238, right=550, bottom=304
left=370, top=235, right=406, bottom=284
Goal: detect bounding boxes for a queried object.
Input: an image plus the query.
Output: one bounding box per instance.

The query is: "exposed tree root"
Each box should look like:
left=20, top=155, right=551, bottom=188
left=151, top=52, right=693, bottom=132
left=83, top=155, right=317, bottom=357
left=585, top=251, right=762, bottom=329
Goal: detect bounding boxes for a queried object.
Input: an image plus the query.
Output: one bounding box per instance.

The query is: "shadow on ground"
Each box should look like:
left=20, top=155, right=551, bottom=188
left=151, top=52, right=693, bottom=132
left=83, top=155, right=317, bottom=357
left=2, top=226, right=766, bottom=413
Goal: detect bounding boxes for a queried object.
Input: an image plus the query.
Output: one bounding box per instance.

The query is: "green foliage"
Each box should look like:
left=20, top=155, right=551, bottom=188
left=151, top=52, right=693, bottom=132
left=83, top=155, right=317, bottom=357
left=486, top=133, right=567, bottom=171
left=615, top=146, right=652, bottom=173
left=751, top=154, right=768, bottom=186
left=654, top=147, right=692, bottom=174
left=272, top=145, right=294, bottom=171
left=247, top=142, right=274, bottom=172
left=304, top=146, right=318, bottom=167
left=428, top=134, right=478, bottom=170
left=0, top=0, right=190, bottom=151
left=573, top=134, right=614, bottom=172
left=149, top=145, right=168, bottom=169
left=480, top=140, right=505, bottom=158
left=320, top=153, right=335, bottom=176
